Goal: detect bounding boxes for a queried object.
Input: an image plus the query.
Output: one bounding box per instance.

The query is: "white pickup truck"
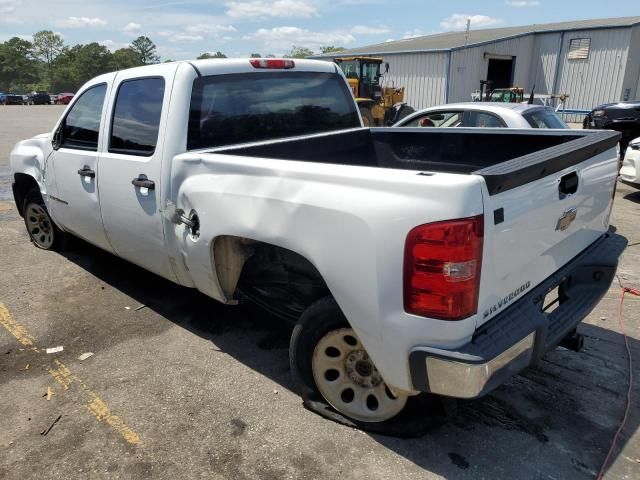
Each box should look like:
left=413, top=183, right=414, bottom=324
left=10, top=58, right=625, bottom=427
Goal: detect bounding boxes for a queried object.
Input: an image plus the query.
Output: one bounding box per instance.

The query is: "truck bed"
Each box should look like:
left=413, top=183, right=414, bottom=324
left=216, top=127, right=619, bottom=194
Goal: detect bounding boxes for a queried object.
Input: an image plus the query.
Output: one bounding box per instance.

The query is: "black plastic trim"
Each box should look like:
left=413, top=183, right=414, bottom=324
left=474, top=130, right=620, bottom=195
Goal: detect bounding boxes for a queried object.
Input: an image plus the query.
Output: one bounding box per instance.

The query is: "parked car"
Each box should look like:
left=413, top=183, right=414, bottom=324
left=584, top=100, right=640, bottom=158
left=620, top=136, right=640, bottom=187
left=0, top=92, right=6, bottom=104
left=3, top=93, right=25, bottom=105
left=394, top=102, right=569, bottom=129
left=55, top=92, right=74, bottom=105
left=28, top=91, right=51, bottom=105
left=10, top=59, right=624, bottom=428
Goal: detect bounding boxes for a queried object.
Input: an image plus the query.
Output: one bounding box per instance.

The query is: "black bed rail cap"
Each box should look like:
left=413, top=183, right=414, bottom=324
left=474, top=130, right=621, bottom=195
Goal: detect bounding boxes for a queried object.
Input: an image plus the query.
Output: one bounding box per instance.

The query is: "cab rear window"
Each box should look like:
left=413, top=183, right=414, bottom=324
left=523, top=109, right=567, bottom=129
left=187, top=72, right=360, bottom=150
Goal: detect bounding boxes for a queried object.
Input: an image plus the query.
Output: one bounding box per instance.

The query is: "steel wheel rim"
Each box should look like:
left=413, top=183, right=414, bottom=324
left=312, top=328, right=407, bottom=422
left=25, top=203, right=54, bottom=248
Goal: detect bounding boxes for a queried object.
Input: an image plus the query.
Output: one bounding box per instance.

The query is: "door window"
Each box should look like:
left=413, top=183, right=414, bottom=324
left=401, top=111, right=463, bottom=128
left=60, top=84, right=107, bottom=151
left=466, top=111, right=506, bottom=128
left=109, top=77, right=165, bottom=156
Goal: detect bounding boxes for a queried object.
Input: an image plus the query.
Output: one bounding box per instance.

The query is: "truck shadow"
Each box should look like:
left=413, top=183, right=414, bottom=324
left=60, top=239, right=639, bottom=480
left=623, top=189, right=640, bottom=204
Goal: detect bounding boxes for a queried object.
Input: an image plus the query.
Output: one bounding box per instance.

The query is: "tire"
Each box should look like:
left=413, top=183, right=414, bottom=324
left=360, top=107, right=375, bottom=127
left=290, top=297, right=409, bottom=424
left=22, top=188, right=67, bottom=250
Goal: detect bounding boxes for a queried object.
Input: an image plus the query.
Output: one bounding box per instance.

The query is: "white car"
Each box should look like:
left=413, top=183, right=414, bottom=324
left=620, top=137, right=640, bottom=187
left=9, top=58, right=623, bottom=428
left=394, top=102, right=569, bottom=129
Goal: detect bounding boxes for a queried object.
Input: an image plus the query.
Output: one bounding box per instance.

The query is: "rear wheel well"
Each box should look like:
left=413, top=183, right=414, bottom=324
left=213, top=236, right=330, bottom=323
left=12, top=173, right=40, bottom=216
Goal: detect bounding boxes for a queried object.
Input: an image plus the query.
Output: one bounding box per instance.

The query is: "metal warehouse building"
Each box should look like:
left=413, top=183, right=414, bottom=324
left=318, top=16, right=640, bottom=114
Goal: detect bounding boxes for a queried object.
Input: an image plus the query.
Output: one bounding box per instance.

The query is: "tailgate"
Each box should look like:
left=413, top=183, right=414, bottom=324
left=475, top=130, right=620, bottom=326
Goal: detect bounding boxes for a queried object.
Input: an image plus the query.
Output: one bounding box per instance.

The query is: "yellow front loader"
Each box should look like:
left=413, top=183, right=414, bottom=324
left=334, top=56, right=414, bottom=126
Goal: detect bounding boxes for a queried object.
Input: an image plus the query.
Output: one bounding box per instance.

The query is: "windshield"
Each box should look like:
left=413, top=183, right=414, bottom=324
left=187, top=72, right=360, bottom=150
left=523, top=108, right=568, bottom=129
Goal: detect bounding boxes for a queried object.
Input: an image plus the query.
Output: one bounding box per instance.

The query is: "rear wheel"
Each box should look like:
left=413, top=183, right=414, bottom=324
left=290, top=297, right=408, bottom=423
left=359, top=107, right=375, bottom=127
left=22, top=189, right=67, bottom=250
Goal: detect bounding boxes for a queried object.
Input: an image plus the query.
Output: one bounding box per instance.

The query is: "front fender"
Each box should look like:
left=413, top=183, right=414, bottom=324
left=9, top=133, right=52, bottom=198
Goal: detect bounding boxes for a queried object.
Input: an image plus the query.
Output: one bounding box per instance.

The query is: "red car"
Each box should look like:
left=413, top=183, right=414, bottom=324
left=55, top=93, right=74, bottom=105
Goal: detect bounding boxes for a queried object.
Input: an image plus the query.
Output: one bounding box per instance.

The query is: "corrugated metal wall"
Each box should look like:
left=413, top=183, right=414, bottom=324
left=447, top=35, right=535, bottom=103
left=529, top=32, right=561, bottom=94
left=380, top=52, right=448, bottom=109
left=555, top=28, right=631, bottom=111
left=357, top=25, right=638, bottom=116
left=621, top=25, right=640, bottom=101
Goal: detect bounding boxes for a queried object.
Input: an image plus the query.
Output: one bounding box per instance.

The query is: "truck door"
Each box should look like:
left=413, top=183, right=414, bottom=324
left=48, top=81, right=113, bottom=251
left=97, top=72, right=176, bottom=281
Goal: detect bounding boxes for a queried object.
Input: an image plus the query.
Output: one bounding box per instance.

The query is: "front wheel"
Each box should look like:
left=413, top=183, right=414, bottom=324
left=22, top=189, right=67, bottom=250
left=359, top=107, right=375, bottom=127
left=290, top=297, right=408, bottom=423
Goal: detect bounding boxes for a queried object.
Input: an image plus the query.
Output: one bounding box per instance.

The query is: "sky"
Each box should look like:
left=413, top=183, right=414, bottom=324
left=0, top=0, right=638, bottom=60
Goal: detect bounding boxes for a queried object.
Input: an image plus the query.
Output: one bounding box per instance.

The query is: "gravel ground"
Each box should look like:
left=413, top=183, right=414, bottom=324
left=0, top=107, right=639, bottom=479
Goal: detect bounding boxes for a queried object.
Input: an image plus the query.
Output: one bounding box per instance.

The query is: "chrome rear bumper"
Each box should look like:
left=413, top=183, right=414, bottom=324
left=409, top=232, right=626, bottom=399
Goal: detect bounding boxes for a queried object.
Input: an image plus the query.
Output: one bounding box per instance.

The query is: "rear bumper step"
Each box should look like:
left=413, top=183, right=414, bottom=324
left=409, top=231, right=627, bottom=398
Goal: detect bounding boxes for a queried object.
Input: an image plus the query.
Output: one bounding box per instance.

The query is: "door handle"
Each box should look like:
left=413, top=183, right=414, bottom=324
left=77, top=166, right=95, bottom=178
left=559, top=171, right=578, bottom=197
left=132, top=176, right=155, bottom=190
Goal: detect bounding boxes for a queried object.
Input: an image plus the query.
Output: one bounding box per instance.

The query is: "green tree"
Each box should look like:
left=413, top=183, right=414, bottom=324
left=0, top=37, right=39, bottom=91
left=75, top=43, right=112, bottom=84
left=250, top=52, right=261, bottom=58
left=51, top=43, right=113, bottom=92
left=130, top=36, right=159, bottom=64
left=320, top=46, right=345, bottom=54
left=289, top=46, right=313, bottom=58
left=51, top=45, right=80, bottom=91
left=197, top=51, right=227, bottom=59
left=32, top=30, right=64, bottom=87
left=111, top=48, right=142, bottom=70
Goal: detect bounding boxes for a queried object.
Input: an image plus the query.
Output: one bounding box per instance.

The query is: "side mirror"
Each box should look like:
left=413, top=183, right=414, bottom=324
left=384, top=62, right=389, bottom=74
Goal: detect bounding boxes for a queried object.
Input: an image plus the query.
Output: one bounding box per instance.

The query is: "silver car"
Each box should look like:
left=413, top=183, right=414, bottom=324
left=394, top=102, right=568, bottom=129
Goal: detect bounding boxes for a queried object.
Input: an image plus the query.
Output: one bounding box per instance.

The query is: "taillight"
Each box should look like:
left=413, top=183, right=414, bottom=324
left=404, top=215, right=484, bottom=320
left=249, top=59, right=295, bottom=69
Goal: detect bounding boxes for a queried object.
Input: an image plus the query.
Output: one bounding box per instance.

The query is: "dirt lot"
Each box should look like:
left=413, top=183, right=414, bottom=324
left=0, top=106, right=639, bottom=479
